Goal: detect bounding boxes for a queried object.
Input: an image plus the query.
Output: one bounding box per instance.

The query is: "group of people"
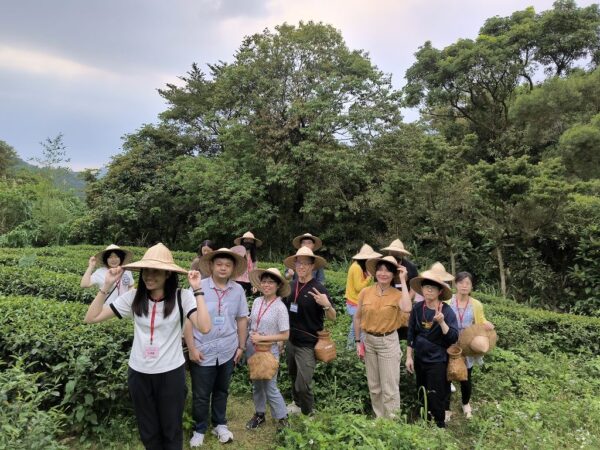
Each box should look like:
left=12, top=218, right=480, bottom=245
left=82, top=232, right=494, bottom=449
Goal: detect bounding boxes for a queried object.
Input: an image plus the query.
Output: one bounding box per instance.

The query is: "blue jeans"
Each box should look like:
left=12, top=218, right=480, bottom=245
left=189, top=357, right=235, bottom=433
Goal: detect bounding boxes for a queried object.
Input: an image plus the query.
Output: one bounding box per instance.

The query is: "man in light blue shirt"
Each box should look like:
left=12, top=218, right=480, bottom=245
left=184, top=248, right=248, bottom=447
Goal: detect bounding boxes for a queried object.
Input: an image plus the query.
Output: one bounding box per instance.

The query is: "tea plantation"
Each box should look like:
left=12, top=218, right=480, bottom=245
left=1, top=246, right=599, bottom=449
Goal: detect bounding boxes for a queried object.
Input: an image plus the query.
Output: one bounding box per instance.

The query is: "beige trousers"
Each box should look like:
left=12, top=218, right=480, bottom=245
left=364, top=332, right=402, bottom=418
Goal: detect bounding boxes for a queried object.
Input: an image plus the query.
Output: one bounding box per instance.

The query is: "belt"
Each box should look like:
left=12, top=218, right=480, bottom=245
left=366, top=330, right=397, bottom=337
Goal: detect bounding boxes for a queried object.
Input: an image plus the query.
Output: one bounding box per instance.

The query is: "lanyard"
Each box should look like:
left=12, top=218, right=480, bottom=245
left=454, top=298, right=469, bottom=328
left=294, top=281, right=309, bottom=304
left=213, top=287, right=230, bottom=315
left=149, top=296, right=164, bottom=345
left=254, top=297, right=277, bottom=332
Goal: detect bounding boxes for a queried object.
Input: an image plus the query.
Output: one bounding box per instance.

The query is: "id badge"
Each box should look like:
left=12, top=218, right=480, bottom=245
left=213, top=315, right=225, bottom=326
left=144, top=344, right=160, bottom=359
left=290, top=304, right=298, bottom=313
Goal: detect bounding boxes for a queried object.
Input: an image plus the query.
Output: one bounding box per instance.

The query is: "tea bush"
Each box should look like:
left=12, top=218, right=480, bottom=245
left=0, top=295, right=133, bottom=434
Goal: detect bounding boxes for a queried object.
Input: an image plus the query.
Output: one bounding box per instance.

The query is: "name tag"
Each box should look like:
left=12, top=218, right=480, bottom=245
left=213, top=316, right=225, bottom=326
left=144, top=344, right=160, bottom=359
left=290, top=304, right=298, bottom=313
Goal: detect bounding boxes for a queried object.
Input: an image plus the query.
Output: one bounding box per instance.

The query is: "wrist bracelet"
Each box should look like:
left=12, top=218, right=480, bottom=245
left=193, top=290, right=205, bottom=296
left=355, top=339, right=361, bottom=343
left=99, top=288, right=108, bottom=295
left=323, top=305, right=331, bottom=311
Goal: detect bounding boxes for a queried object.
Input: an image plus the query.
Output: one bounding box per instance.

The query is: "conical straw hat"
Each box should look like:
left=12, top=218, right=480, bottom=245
left=292, top=233, right=323, bottom=251
left=409, top=271, right=452, bottom=301
left=94, top=244, right=133, bottom=268
left=122, top=243, right=187, bottom=274
left=365, top=255, right=400, bottom=277
left=249, top=267, right=291, bottom=298
left=283, top=246, right=327, bottom=270
left=458, top=324, right=498, bottom=356
left=352, top=244, right=382, bottom=260
left=198, top=248, right=247, bottom=279
left=381, top=239, right=412, bottom=257
left=234, top=231, right=263, bottom=247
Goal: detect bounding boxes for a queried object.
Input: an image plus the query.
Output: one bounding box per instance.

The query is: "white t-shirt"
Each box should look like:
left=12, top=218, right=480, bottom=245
left=91, top=267, right=135, bottom=305
left=109, top=289, right=197, bottom=374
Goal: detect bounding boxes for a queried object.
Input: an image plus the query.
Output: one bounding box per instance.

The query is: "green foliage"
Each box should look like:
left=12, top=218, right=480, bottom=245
left=0, top=296, right=133, bottom=434
left=0, top=358, right=67, bottom=450
left=278, top=413, right=457, bottom=449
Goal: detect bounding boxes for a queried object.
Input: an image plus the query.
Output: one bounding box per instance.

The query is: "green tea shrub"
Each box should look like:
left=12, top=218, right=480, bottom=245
left=0, top=359, right=67, bottom=450
left=0, top=296, right=133, bottom=433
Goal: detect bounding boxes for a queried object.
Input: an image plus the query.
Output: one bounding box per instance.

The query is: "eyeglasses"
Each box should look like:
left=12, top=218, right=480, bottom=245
left=260, top=279, right=277, bottom=285
left=422, top=285, right=440, bottom=291
left=295, top=261, right=313, bottom=267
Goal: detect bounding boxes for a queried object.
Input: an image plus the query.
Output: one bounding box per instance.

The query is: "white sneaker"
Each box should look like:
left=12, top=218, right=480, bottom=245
left=211, top=424, right=233, bottom=443
left=286, top=401, right=301, bottom=415
left=189, top=431, right=204, bottom=447
left=450, top=382, right=456, bottom=393
left=445, top=410, right=453, bottom=423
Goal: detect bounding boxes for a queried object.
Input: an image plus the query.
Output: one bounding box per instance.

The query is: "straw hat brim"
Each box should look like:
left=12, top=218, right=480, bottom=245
left=233, top=235, right=263, bottom=247
left=122, top=259, right=188, bottom=275
left=95, top=246, right=133, bottom=267
left=249, top=269, right=291, bottom=298
left=409, top=276, right=452, bottom=301
left=198, top=250, right=247, bottom=279
left=283, top=253, right=327, bottom=271
left=352, top=250, right=382, bottom=260
left=458, top=324, right=497, bottom=356
left=421, top=268, right=455, bottom=283
left=365, top=257, right=399, bottom=278
left=381, top=248, right=412, bottom=257
left=292, top=234, right=322, bottom=251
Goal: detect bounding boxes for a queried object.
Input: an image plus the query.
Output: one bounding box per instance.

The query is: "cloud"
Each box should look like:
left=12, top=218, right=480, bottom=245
left=0, top=44, right=119, bottom=80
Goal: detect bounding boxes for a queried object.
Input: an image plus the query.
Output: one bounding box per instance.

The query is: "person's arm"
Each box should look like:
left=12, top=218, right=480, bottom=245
left=184, top=320, right=204, bottom=363
left=405, top=307, right=416, bottom=373
left=84, top=267, right=122, bottom=323
left=80, top=256, right=96, bottom=288
left=251, top=330, right=290, bottom=344
left=187, top=271, right=212, bottom=334
left=405, top=345, right=414, bottom=374
left=397, top=266, right=412, bottom=312
left=353, top=301, right=362, bottom=345
left=309, top=287, right=336, bottom=320
left=435, top=305, right=459, bottom=345
left=234, top=316, right=248, bottom=363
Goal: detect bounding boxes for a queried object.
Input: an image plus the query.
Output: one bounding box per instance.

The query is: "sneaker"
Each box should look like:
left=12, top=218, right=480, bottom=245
left=286, top=401, right=301, bottom=415
left=450, top=382, right=456, bottom=393
left=189, top=431, right=204, bottom=447
left=462, top=403, right=473, bottom=419
left=277, top=417, right=289, bottom=429
left=445, top=410, right=453, bottom=423
left=246, top=413, right=266, bottom=430
left=212, top=424, right=234, bottom=443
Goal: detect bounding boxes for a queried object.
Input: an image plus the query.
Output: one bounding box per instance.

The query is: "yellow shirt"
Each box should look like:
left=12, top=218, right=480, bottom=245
left=345, top=261, right=373, bottom=306
left=358, top=285, right=403, bottom=334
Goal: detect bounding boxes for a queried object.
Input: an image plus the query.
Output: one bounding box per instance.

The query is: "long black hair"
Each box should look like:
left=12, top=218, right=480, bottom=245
left=356, top=259, right=368, bottom=272
left=132, top=269, right=179, bottom=318
left=197, top=240, right=216, bottom=256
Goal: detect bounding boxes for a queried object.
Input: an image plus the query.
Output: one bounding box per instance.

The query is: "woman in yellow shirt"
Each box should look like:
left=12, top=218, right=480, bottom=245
left=344, top=244, right=381, bottom=348
left=353, top=255, right=412, bottom=418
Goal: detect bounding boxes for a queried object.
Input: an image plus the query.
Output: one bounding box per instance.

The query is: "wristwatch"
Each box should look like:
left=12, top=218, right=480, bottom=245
left=323, top=305, right=331, bottom=311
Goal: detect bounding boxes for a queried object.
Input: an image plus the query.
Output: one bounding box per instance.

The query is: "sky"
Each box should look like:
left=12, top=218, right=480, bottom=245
left=0, top=0, right=595, bottom=170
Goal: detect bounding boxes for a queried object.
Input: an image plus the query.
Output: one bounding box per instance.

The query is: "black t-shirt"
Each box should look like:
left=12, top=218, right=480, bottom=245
left=283, top=278, right=331, bottom=348
left=393, top=258, right=419, bottom=289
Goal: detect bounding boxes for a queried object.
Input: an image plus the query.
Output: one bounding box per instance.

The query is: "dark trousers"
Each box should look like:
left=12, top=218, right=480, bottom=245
left=446, top=367, right=473, bottom=408
left=128, top=364, right=186, bottom=450
left=286, top=341, right=316, bottom=415
left=189, top=357, right=235, bottom=433
left=414, top=359, right=448, bottom=428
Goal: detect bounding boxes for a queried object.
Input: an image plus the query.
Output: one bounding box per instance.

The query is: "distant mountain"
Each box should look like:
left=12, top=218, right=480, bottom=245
left=14, top=157, right=87, bottom=198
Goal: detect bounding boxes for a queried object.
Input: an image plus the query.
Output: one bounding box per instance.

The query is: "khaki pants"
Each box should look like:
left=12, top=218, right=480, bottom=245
left=364, top=332, right=402, bottom=418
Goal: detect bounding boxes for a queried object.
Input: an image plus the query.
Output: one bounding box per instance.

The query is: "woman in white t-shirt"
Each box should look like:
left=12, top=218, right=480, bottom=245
left=84, top=243, right=211, bottom=450
left=244, top=267, right=290, bottom=431
left=80, top=244, right=135, bottom=304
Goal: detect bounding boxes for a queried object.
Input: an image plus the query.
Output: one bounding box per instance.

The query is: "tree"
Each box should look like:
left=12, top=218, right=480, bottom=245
left=0, top=139, right=18, bottom=177
left=30, top=133, right=70, bottom=169
left=558, top=114, right=600, bottom=180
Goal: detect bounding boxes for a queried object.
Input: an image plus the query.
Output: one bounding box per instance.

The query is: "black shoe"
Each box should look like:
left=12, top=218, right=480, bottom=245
left=246, top=413, right=266, bottom=430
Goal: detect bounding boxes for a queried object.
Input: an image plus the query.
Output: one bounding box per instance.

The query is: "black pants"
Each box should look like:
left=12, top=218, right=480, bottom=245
left=128, top=364, right=187, bottom=450
left=189, top=357, right=235, bottom=433
left=446, top=367, right=473, bottom=408
left=414, top=359, right=448, bottom=428
left=286, top=341, right=316, bottom=415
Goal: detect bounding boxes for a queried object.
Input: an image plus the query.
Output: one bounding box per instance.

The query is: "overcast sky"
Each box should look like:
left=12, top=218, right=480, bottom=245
left=0, top=0, right=594, bottom=170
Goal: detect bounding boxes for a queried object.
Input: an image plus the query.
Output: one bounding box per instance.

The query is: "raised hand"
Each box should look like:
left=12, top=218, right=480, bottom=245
left=397, top=265, right=408, bottom=281
left=188, top=270, right=202, bottom=291
left=308, top=288, right=330, bottom=308
left=433, top=309, right=445, bottom=324
left=103, top=267, right=123, bottom=289
left=88, top=256, right=96, bottom=268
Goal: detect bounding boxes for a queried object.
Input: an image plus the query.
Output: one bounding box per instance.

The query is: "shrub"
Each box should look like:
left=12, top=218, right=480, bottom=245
left=0, top=358, right=67, bottom=450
